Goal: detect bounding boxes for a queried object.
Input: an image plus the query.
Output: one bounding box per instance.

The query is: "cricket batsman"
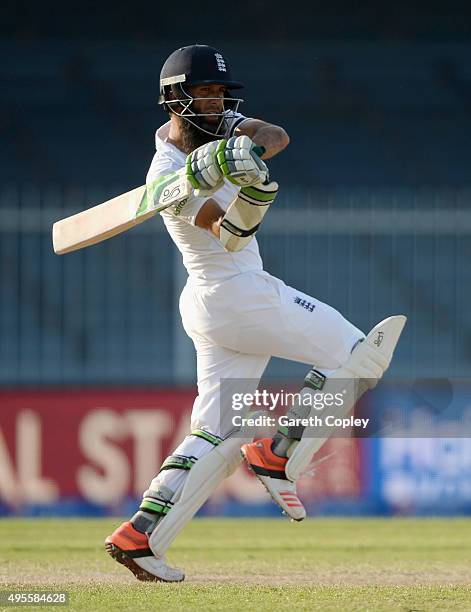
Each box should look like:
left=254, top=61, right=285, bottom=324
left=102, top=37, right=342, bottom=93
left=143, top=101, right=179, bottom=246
left=105, top=44, right=406, bottom=582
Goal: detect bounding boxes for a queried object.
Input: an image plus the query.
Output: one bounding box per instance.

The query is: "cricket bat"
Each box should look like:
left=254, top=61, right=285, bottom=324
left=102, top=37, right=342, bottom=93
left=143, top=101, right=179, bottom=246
left=52, top=168, right=190, bottom=254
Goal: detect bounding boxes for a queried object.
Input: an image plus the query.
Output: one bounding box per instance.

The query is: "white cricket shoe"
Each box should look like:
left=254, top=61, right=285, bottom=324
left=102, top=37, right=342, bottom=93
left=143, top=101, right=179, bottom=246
left=241, top=438, right=306, bottom=521
left=105, top=521, right=185, bottom=582
left=134, top=555, right=185, bottom=583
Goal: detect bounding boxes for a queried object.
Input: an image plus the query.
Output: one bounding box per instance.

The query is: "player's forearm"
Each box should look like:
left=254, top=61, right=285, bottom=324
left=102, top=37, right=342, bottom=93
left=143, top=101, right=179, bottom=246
left=234, top=122, right=290, bottom=160
left=211, top=217, right=223, bottom=239
left=252, top=126, right=289, bottom=159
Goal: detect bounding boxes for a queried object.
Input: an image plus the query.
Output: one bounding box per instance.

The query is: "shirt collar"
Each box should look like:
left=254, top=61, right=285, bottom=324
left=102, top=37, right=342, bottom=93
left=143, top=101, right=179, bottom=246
left=155, top=121, right=186, bottom=160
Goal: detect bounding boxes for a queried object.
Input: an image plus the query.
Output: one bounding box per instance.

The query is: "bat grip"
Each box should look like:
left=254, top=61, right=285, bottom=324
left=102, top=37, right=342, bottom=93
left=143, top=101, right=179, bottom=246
left=252, top=145, right=266, bottom=158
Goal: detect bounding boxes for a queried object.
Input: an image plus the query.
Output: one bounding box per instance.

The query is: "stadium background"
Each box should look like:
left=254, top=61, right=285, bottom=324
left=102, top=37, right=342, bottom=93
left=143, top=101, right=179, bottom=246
left=1, top=1, right=470, bottom=518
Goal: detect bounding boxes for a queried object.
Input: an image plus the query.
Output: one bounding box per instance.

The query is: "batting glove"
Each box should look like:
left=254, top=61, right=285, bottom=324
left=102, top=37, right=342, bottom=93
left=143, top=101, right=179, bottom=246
left=216, top=136, right=269, bottom=187
left=186, top=141, right=224, bottom=196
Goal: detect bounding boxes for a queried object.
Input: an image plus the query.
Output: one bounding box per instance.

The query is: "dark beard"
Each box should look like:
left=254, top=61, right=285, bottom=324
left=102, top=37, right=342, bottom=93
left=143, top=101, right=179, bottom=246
left=178, top=116, right=223, bottom=153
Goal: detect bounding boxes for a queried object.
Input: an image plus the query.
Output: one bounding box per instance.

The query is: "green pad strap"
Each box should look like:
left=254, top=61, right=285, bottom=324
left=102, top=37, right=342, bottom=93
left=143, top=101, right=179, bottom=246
left=191, top=429, right=223, bottom=446
left=140, top=499, right=171, bottom=515
left=240, top=185, right=277, bottom=202
left=277, top=425, right=289, bottom=436
left=160, top=454, right=196, bottom=471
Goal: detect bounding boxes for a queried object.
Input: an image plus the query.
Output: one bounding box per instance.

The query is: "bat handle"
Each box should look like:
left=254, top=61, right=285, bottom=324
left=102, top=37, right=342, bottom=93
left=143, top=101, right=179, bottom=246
left=253, top=145, right=266, bottom=158
left=252, top=145, right=270, bottom=185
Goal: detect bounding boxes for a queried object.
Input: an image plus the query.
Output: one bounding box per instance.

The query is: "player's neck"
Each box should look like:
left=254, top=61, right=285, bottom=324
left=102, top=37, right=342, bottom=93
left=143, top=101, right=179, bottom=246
left=167, top=118, right=187, bottom=154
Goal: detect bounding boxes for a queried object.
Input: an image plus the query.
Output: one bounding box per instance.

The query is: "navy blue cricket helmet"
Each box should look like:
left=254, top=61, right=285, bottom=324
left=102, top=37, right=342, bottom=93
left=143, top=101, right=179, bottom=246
left=158, top=44, right=244, bottom=136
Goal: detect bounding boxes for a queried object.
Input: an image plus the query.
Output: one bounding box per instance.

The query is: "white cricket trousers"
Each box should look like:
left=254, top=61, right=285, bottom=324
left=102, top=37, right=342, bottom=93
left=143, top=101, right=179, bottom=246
left=179, top=270, right=364, bottom=438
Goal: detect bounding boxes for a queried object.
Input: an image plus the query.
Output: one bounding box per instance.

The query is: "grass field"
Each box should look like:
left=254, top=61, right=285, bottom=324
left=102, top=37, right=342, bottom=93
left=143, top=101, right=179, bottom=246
left=0, top=518, right=470, bottom=611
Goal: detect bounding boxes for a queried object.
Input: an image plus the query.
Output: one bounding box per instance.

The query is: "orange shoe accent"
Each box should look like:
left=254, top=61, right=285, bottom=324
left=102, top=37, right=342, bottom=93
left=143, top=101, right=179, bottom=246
left=241, top=438, right=287, bottom=479
left=105, top=521, right=164, bottom=582
left=105, top=521, right=150, bottom=552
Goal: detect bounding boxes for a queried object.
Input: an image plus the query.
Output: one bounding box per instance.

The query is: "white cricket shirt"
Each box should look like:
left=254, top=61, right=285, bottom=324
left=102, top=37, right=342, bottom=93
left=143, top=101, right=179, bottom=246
left=146, top=115, right=264, bottom=286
